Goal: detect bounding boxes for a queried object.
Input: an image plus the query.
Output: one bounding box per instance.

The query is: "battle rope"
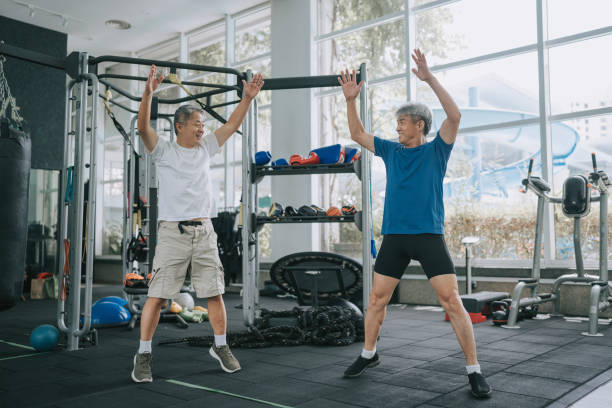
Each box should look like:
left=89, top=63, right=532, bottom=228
left=159, top=305, right=364, bottom=348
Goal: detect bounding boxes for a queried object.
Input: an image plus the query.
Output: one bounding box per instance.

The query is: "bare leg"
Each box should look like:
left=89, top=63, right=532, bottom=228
left=364, top=273, right=400, bottom=350
left=430, top=274, right=477, bottom=365
left=207, top=295, right=227, bottom=335
left=139, top=297, right=166, bottom=341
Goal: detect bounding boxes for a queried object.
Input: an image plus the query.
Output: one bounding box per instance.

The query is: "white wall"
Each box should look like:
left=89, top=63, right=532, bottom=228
left=269, top=0, right=319, bottom=260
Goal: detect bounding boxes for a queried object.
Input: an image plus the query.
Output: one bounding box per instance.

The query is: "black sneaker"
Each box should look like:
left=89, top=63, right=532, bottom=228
left=468, top=372, right=492, bottom=398
left=343, top=353, right=380, bottom=378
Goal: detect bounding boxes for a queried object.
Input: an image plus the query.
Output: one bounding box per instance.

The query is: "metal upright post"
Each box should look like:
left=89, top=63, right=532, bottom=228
left=82, top=70, right=99, bottom=341
left=242, top=70, right=256, bottom=326
left=57, top=79, right=77, bottom=336
left=359, top=63, right=373, bottom=311
left=599, top=191, right=608, bottom=282
left=573, top=218, right=584, bottom=278
left=65, top=54, right=89, bottom=350
left=536, top=0, right=556, bottom=261
left=461, top=236, right=480, bottom=295
left=532, top=195, right=546, bottom=295
left=252, top=98, right=260, bottom=308
left=61, top=53, right=98, bottom=350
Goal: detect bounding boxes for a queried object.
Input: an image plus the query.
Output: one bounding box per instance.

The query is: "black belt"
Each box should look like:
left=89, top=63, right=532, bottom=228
left=178, top=220, right=202, bottom=234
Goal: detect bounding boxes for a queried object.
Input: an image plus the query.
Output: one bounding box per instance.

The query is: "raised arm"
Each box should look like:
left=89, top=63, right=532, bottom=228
left=338, top=69, right=375, bottom=153
left=411, top=49, right=461, bottom=144
left=214, top=73, right=264, bottom=147
left=137, top=65, right=164, bottom=153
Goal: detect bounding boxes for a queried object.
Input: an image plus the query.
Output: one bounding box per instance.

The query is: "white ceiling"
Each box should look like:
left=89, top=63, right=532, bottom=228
left=0, top=0, right=266, bottom=56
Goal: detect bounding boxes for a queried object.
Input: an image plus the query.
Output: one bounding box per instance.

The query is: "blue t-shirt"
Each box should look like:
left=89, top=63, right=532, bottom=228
left=374, top=132, right=453, bottom=235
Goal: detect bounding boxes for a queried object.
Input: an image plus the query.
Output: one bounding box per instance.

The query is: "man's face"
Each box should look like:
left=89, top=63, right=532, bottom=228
left=396, top=115, right=424, bottom=144
left=177, top=111, right=205, bottom=145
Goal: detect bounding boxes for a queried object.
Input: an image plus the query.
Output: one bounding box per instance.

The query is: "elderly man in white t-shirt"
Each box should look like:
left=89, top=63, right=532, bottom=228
left=131, top=65, right=264, bottom=383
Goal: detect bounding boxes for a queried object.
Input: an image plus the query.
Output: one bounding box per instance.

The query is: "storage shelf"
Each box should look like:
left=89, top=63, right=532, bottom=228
left=252, top=159, right=361, bottom=183
left=254, top=211, right=362, bottom=231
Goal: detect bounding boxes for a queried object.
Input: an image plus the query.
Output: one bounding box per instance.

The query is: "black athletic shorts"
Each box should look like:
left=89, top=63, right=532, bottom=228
left=374, top=234, right=455, bottom=280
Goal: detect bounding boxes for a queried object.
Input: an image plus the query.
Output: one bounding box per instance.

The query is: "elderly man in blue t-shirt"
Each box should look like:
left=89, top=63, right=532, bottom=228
left=338, top=49, right=491, bottom=399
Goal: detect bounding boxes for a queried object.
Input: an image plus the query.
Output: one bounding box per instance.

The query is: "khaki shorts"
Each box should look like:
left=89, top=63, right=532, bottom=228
left=148, top=219, right=225, bottom=299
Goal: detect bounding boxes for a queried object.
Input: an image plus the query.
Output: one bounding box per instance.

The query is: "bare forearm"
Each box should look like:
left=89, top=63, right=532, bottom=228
left=137, top=91, right=153, bottom=132
left=214, top=96, right=254, bottom=147
left=137, top=91, right=158, bottom=151
left=226, top=97, right=253, bottom=131
left=347, top=99, right=366, bottom=139
left=426, top=76, right=460, bottom=122
left=346, top=98, right=375, bottom=152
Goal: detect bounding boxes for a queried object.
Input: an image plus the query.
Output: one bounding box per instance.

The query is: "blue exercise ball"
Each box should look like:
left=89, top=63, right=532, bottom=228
left=94, top=296, right=128, bottom=309
left=30, top=324, right=59, bottom=352
left=90, top=301, right=131, bottom=327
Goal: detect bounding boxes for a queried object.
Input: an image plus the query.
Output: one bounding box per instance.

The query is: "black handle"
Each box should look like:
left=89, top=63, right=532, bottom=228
left=527, top=157, right=534, bottom=177
left=592, top=152, right=597, bottom=172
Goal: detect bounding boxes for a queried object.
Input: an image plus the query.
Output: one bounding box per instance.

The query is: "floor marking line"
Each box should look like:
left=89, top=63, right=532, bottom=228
left=0, top=339, right=36, bottom=351
left=0, top=352, right=49, bottom=361
left=166, top=379, right=294, bottom=408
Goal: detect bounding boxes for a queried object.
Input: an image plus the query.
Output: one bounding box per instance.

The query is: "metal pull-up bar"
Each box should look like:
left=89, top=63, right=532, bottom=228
left=261, top=72, right=362, bottom=90
left=89, top=55, right=243, bottom=77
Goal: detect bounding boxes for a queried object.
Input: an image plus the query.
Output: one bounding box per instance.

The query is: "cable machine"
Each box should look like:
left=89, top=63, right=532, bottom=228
left=0, top=42, right=246, bottom=350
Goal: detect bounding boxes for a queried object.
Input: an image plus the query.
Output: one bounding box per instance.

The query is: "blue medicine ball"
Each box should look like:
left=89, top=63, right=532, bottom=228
left=30, top=324, right=59, bottom=352
left=90, top=301, right=131, bottom=327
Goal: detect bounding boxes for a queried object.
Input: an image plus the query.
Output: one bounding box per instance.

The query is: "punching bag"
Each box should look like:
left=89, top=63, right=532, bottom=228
left=0, top=120, right=31, bottom=311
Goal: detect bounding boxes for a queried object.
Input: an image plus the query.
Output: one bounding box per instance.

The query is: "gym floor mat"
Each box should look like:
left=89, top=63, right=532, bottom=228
left=1, top=284, right=610, bottom=408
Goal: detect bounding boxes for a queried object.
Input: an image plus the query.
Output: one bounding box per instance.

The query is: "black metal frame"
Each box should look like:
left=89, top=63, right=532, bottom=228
left=0, top=42, right=246, bottom=125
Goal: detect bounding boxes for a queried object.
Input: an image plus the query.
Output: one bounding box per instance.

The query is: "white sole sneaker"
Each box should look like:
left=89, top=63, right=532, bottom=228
left=209, top=347, right=241, bottom=373
left=131, top=354, right=153, bottom=383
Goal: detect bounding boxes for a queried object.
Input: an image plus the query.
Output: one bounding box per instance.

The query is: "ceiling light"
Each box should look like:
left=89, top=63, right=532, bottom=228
left=105, top=19, right=131, bottom=30
left=27, top=5, right=35, bottom=18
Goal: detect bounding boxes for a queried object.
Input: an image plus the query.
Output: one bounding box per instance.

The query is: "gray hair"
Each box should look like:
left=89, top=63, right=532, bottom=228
left=173, top=105, right=204, bottom=135
left=395, top=103, right=432, bottom=136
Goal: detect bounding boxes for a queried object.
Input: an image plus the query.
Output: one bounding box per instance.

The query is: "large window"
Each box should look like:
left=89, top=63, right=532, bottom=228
left=315, top=0, right=612, bottom=264
left=415, top=0, right=536, bottom=66
left=548, top=35, right=612, bottom=115
left=547, top=0, right=612, bottom=40
left=235, top=7, right=271, bottom=62
left=98, top=4, right=273, bottom=256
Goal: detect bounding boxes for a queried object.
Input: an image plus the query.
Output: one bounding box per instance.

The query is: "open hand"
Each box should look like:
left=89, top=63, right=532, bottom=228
left=242, top=73, right=264, bottom=100
left=337, top=68, right=364, bottom=101
left=145, top=65, right=164, bottom=95
left=411, top=49, right=433, bottom=82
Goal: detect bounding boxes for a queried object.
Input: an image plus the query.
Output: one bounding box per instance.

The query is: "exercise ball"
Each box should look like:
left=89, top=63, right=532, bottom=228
left=174, top=292, right=195, bottom=310
left=30, top=324, right=59, bottom=351
left=90, top=301, right=131, bottom=327
left=93, top=296, right=128, bottom=309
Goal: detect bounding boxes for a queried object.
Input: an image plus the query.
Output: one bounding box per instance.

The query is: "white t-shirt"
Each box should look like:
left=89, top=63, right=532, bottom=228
left=149, top=132, right=221, bottom=221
